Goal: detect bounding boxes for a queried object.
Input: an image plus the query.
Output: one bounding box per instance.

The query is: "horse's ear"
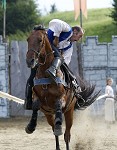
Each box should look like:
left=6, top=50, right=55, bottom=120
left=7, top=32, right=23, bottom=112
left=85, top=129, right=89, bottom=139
left=33, top=24, right=46, bottom=30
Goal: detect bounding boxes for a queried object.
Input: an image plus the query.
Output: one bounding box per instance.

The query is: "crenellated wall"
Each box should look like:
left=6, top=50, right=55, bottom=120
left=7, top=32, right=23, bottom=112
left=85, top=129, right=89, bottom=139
left=82, top=36, right=117, bottom=94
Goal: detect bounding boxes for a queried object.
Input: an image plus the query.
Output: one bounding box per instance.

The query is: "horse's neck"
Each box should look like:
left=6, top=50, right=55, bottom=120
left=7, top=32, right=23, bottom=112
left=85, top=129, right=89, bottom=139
left=36, top=67, right=46, bottom=78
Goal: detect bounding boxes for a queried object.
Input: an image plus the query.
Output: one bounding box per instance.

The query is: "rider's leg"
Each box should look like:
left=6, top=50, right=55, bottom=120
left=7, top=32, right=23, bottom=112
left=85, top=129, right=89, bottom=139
left=62, top=63, right=86, bottom=109
left=62, top=62, right=81, bottom=94
left=25, top=67, right=37, bottom=110
left=46, top=45, right=81, bottom=94
left=46, top=45, right=63, bottom=83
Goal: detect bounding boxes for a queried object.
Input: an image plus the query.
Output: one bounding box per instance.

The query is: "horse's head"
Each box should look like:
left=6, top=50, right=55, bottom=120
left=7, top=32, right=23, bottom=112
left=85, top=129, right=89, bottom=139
left=26, top=25, right=53, bottom=68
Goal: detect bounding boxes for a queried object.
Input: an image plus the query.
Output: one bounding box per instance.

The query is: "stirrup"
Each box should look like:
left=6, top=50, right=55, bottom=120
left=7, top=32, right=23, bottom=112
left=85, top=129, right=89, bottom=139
left=74, top=94, right=86, bottom=110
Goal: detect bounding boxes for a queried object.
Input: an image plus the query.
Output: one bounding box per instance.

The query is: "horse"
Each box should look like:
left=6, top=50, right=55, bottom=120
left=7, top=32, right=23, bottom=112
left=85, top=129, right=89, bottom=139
left=25, top=25, right=100, bottom=150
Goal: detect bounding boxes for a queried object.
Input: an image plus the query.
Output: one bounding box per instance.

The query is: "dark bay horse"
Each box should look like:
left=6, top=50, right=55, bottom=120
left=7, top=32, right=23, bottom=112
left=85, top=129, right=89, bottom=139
left=25, top=25, right=100, bottom=150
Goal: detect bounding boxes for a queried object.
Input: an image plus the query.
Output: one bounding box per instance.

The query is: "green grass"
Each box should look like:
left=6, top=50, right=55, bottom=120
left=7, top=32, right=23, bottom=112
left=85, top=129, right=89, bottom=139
left=8, top=8, right=117, bottom=42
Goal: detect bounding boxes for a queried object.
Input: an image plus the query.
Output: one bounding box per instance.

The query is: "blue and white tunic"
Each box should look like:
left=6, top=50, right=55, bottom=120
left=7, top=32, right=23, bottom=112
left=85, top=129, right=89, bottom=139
left=47, top=19, right=73, bottom=65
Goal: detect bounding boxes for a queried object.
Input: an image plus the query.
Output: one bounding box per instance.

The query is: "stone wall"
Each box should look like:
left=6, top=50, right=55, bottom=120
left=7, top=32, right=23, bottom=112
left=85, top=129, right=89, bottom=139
left=0, top=36, right=9, bottom=117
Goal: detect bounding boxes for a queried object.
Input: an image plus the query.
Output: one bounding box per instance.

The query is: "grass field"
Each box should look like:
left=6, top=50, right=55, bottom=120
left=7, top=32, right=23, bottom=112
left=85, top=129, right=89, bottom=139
left=41, top=8, right=117, bottom=42
left=9, top=8, right=117, bottom=42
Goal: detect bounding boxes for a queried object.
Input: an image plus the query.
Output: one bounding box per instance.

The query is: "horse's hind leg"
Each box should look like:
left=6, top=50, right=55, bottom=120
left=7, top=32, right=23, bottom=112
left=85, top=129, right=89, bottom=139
left=54, top=100, right=63, bottom=136
left=64, top=106, right=74, bottom=150
left=25, top=109, right=38, bottom=134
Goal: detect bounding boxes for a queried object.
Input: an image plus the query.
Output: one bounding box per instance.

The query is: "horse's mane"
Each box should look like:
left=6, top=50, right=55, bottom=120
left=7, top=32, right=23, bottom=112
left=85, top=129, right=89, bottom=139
left=33, top=24, right=46, bottom=31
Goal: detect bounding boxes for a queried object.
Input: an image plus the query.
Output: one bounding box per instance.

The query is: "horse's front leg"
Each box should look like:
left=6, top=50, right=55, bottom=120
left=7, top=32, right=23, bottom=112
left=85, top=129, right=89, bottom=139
left=25, top=94, right=40, bottom=134
left=45, top=114, right=60, bottom=150
left=25, top=109, right=38, bottom=134
left=64, top=106, right=74, bottom=150
left=54, top=99, right=63, bottom=136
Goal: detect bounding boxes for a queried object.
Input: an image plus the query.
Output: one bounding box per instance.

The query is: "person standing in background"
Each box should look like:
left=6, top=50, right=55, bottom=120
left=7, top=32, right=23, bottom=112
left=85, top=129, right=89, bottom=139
left=105, top=77, right=115, bottom=123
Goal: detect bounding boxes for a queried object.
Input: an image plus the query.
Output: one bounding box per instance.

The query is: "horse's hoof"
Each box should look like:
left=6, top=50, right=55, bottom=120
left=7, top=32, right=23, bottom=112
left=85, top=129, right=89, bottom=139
left=54, top=124, right=63, bottom=136
left=56, top=148, right=61, bottom=150
left=25, top=126, right=35, bottom=134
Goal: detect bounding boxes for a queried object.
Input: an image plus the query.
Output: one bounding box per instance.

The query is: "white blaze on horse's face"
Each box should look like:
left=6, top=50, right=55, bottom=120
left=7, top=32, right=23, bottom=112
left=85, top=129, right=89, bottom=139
left=26, top=30, right=43, bottom=68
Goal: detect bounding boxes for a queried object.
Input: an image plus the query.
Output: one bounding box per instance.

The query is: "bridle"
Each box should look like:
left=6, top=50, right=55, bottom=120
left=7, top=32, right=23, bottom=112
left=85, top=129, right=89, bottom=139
left=28, top=31, right=54, bottom=66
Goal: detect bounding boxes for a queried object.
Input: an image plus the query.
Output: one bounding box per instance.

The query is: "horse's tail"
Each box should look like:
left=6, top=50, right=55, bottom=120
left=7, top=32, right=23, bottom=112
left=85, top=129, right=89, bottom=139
left=74, top=76, right=101, bottom=110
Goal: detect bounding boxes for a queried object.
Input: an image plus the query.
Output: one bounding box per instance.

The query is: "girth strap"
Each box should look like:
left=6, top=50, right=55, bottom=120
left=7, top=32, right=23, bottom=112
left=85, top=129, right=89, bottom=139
left=33, top=77, right=67, bottom=87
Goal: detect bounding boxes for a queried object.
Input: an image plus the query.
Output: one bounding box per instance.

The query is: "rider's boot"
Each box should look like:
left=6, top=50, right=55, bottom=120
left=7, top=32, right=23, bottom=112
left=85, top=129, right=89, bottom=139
left=62, top=62, right=82, bottom=98
left=72, top=79, right=82, bottom=97
left=71, top=76, right=85, bottom=108
left=72, top=80, right=81, bottom=92
left=45, top=57, right=62, bottom=83
left=25, top=67, right=37, bottom=110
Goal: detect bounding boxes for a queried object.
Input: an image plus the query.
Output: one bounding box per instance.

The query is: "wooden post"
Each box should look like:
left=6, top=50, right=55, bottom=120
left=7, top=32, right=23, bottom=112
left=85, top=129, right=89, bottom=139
left=77, top=0, right=83, bottom=78
left=3, top=8, right=6, bottom=41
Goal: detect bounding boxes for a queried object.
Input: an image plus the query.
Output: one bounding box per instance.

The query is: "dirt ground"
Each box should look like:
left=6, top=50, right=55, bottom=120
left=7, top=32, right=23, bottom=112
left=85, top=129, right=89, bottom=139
left=0, top=109, right=117, bottom=150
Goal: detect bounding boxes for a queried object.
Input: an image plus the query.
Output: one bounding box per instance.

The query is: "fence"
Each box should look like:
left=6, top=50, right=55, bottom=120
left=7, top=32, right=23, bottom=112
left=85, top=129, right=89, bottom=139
left=10, top=41, right=30, bottom=116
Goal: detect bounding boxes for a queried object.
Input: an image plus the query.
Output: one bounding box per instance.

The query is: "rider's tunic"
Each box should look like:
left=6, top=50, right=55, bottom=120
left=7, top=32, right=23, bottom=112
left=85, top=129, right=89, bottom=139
left=47, top=19, right=73, bottom=65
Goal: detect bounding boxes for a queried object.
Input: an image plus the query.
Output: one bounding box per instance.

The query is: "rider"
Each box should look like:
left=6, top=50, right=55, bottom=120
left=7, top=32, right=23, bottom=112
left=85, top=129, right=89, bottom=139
left=25, top=19, right=84, bottom=110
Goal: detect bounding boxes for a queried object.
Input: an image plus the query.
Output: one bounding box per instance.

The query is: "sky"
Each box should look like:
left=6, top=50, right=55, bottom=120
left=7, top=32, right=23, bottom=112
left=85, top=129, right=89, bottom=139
left=36, top=0, right=113, bottom=14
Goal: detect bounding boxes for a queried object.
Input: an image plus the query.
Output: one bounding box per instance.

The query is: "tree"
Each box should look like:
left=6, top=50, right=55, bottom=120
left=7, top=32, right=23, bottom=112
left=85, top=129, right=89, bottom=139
left=110, top=0, right=117, bottom=25
left=0, top=0, right=41, bottom=35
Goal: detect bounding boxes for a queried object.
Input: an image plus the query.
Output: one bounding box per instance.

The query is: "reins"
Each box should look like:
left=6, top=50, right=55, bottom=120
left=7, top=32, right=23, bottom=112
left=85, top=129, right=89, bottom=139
left=38, top=51, right=54, bottom=66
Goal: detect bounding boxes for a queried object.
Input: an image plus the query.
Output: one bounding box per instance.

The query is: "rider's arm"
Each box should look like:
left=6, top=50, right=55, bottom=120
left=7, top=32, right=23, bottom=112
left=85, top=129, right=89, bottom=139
left=53, top=36, right=59, bottom=47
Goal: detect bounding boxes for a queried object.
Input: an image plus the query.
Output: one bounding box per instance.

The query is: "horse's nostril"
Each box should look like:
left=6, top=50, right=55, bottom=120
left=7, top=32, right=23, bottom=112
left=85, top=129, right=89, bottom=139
left=30, top=59, right=34, bottom=64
